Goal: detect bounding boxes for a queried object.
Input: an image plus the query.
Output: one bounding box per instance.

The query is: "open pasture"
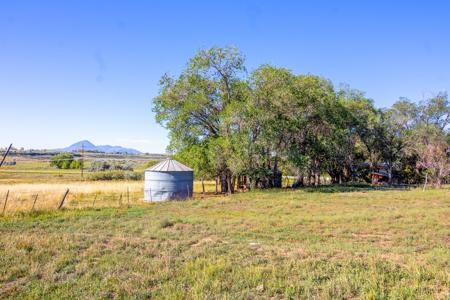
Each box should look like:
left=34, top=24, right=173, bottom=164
left=0, top=185, right=449, bottom=299
left=0, top=181, right=217, bottom=214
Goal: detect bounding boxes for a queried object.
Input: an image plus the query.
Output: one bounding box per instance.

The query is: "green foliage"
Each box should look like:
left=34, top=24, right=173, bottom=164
left=50, top=153, right=81, bottom=169
left=144, top=160, right=159, bottom=169
left=69, top=160, right=81, bottom=169
left=173, top=143, right=214, bottom=179
left=153, top=47, right=450, bottom=189
left=153, top=47, right=247, bottom=192
left=384, top=94, right=450, bottom=186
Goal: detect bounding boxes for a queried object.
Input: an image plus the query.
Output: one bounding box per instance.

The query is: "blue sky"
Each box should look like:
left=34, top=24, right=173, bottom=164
left=1, top=1, right=449, bottom=153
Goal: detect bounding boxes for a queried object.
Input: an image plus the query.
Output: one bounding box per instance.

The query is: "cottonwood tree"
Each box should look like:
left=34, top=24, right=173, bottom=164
left=153, top=46, right=449, bottom=190
left=292, top=75, right=341, bottom=185
left=246, top=65, right=296, bottom=188
left=388, top=93, right=450, bottom=186
left=153, top=47, right=246, bottom=193
left=417, top=139, right=450, bottom=188
left=326, top=87, right=377, bottom=183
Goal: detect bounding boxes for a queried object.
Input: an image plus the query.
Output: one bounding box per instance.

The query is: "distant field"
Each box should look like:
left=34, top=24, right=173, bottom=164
left=0, top=180, right=217, bottom=214
left=0, top=187, right=449, bottom=299
left=0, top=156, right=155, bottom=184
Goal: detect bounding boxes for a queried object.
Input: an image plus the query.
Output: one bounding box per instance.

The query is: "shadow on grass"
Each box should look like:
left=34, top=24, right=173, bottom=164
left=297, top=183, right=413, bottom=193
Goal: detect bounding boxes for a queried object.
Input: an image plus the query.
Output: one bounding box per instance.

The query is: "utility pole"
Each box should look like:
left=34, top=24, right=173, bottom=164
left=80, top=143, right=84, bottom=178
left=0, top=144, right=12, bottom=168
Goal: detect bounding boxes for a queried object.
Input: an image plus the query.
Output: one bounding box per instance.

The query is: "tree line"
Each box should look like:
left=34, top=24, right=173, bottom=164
left=153, top=47, right=450, bottom=193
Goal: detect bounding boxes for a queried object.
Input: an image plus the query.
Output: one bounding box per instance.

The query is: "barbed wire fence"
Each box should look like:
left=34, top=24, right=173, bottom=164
left=0, top=145, right=159, bottom=215
left=0, top=186, right=148, bottom=216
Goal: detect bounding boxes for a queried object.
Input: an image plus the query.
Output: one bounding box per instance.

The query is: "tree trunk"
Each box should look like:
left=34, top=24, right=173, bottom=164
left=435, top=168, right=442, bottom=188
left=242, top=176, right=248, bottom=190
left=215, top=176, right=219, bottom=194
left=422, top=173, right=428, bottom=191
left=226, top=176, right=232, bottom=195
left=249, top=177, right=255, bottom=190
left=220, top=174, right=228, bottom=193
left=293, top=172, right=304, bottom=188
left=272, top=156, right=278, bottom=188
left=387, top=163, right=393, bottom=185
left=201, top=176, right=205, bottom=196
left=436, top=177, right=442, bottom=188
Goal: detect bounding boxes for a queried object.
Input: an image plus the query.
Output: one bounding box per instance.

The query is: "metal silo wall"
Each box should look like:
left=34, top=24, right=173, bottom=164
left=144, top=171, right=193, bottom=201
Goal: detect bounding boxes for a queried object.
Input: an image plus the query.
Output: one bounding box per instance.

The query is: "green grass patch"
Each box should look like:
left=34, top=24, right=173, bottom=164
left=0, top=188, right=449, bottom=298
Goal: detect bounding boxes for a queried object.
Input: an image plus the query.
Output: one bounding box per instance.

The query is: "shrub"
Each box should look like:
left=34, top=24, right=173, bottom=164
left=110, top=160, right=134, bottom=171
left=145, top=160, right=159, bottom=168
left=89, top=160, right=111, bottom=172
left=124, top=171, right=142, bottom=180
left=50, top=153, right=80, bottom=169
left=88, top=171, right=124, bottom=181
left=70, top=160, right=81, bottom=169
left=88, top=160, right=134, bottom=172
left=87, top=171, right=142, bottom=181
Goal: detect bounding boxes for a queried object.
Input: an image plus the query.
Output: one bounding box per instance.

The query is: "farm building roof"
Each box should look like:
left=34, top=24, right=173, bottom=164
left=146, top=158, right=193, bottom=172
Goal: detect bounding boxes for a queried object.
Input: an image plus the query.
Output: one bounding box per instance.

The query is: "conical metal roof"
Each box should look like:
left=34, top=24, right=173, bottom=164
left=146, top=159, right=193, bottom=172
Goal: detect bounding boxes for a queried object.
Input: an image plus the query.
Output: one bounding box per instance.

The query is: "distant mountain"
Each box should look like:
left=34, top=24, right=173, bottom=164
left=57, top=140, right=141, bottom=155
left=63, top=140, right=96, bottom=152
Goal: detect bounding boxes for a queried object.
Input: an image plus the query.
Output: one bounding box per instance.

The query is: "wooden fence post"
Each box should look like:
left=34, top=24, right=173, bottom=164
left=0, top=144, right=12, bottom=168
left=31, top=194, right=38, bottom=211
left=201, top=176, right=205, bottom=197
left=57, top=189, right=70, bottom=210
left=118, top=193, right=122, bottom=207
left=2, top=190, right=9, bottom=214
left=92, top=194, right=97, bottom=207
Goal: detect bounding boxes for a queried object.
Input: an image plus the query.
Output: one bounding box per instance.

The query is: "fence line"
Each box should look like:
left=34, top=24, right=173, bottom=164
left=0, top=187, right=149, bottom=215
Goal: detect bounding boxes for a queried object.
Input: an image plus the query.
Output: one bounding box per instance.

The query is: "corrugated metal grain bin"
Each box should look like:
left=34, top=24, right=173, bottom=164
left=144, top=159, right=193, bottom=202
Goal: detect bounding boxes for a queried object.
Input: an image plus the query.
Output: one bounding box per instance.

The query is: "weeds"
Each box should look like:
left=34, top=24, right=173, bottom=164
left=159, top=219, right=174, bottom=228
left=0, top=187, right=448, bottom=298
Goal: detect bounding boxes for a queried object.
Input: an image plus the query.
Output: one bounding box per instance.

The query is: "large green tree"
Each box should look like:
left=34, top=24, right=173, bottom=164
left=154, top=46, right=449, bottom=190
left=153, top=47, right=246, bottom=193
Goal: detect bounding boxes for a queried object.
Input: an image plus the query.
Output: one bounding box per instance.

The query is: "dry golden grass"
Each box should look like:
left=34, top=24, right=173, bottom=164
left=0, top=181, right=143, bottom=213
left=0, top=180, right=218, bottom=214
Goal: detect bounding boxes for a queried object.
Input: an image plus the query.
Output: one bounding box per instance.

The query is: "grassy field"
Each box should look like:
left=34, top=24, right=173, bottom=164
left=0, top=156, right=156, bottom=184
left=0, top=185, right=449, bottom=299
left=0, top=181, right=217, bottom=214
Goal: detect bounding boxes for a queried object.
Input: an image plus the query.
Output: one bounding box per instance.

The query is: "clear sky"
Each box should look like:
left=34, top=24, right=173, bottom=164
left=1, top=1, right=449, bottom=153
